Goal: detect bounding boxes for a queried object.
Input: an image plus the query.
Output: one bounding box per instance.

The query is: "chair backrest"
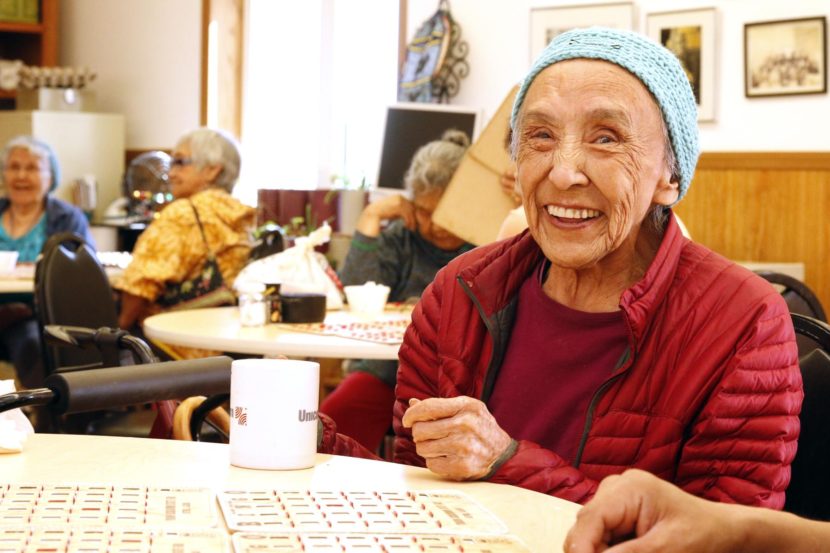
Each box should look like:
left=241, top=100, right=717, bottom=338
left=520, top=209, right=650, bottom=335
left=756, top=271, right=827, bottom=358
left=784, top=313, right=830, bottom=521
left=34, top=232, right=119, bottom=375
left=756, top=271, right=827, bottom=321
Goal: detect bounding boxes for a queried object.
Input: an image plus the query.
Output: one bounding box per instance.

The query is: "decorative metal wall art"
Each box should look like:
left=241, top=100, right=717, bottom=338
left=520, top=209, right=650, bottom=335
left=398, top=0, right=469, bottom=103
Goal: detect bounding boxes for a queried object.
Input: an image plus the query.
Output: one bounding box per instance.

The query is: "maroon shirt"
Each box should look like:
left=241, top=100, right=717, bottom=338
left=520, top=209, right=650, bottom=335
left=488, top=262, right=628, bottom=463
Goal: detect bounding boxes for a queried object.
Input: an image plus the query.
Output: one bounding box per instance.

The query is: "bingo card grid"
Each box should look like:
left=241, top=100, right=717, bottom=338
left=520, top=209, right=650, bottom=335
left=0, top=527, right=229, bottom=553
left=218, top=490, right=508, bottom=535
left=232, top=532, right=531, bottom=552
left=0, top=485, right=217, bottom=527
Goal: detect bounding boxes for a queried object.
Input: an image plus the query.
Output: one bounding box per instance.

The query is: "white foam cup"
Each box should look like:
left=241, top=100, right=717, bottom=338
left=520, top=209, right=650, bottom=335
left=229, top=358, right=320, bottom=470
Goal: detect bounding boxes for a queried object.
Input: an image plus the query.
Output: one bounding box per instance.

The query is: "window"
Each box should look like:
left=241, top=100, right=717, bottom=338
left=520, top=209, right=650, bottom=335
left=238, top=0, right=400, bottom=205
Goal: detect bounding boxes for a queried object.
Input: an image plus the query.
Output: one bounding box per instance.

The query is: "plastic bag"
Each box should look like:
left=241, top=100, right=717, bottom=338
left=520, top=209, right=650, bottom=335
left=235, top=223, right=344, bottom=310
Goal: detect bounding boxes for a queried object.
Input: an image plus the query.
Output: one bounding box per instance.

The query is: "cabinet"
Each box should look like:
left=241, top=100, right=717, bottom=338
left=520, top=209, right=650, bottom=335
left=0, top=0, right=59, bottom=109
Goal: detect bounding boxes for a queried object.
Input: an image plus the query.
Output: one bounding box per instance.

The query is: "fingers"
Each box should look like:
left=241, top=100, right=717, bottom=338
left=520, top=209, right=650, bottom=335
left=401, top=396, right=469, bottom=428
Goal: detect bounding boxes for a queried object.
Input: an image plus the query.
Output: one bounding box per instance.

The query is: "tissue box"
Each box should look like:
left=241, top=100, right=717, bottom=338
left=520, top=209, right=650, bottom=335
left=16, top=88, right=96, bottom=112
left=0, top=0, right=38, bottom=23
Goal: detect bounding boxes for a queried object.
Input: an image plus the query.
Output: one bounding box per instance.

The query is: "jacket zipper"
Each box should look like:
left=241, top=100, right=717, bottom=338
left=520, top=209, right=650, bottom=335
left=458, top=273, right=637, bottom=469
left=457, top=276, right=502, bottom=402
left=572, top=348, right=632, bottom=467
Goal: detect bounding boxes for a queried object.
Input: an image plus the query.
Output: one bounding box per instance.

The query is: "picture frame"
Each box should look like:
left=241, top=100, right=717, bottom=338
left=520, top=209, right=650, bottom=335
left=744, top=17, right=827, bottom=98
left=647, top=8, right=717, bottom=122
left=529, top=2, right=635, bottom=62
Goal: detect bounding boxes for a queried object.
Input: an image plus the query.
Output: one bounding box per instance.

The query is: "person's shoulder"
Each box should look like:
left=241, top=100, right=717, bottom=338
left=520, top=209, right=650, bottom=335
left=46, top=195, right=82, bottom=215
left=191, top=188, right=255, bottom=224
left=674, top=241, right=785, bottom=315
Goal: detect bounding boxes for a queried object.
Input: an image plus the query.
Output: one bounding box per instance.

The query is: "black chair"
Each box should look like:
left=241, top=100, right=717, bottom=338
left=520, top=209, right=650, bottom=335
left=756, top=271, right=827, bottom=358
left=35, top=232, right=127, bottom=374
left=783, top=313, right=830, bottom=521
left=33, top=233, right=163, bottom=435
left=755, top=271, right=826, bottom=322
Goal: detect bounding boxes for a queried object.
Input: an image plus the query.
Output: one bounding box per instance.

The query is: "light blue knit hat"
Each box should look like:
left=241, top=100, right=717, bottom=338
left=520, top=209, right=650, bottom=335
left=511, top=27, right=700, bottom=203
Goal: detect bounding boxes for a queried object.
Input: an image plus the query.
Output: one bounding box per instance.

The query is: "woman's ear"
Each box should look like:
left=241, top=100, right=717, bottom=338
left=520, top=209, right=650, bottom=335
left=203, top=163, right=223, bottom=184
left=653, top=169, right=680, bottom=207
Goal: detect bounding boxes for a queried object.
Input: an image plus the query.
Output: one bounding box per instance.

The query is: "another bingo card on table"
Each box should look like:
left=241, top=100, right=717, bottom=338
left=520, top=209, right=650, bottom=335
left=0, top=485, right=216, bottom=527
left=284, top=320, right=409, bottom=344
left=0, top=527, right=228, bottom=553
left=218, top=490, right=508, bottom=535
left=233, top=532, right=531, bottom=552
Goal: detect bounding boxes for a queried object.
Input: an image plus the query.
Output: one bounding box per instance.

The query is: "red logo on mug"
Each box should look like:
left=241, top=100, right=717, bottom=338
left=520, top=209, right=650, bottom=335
left=232, top=406, right=248, bottom=426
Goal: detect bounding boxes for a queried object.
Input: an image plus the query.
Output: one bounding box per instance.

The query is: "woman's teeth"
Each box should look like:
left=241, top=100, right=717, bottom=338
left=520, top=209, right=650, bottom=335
left=546, top=205, right=600, bottom=219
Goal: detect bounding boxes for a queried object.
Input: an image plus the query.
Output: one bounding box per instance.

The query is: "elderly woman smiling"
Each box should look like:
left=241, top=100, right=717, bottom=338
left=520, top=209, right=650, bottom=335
left=0, top=136, right=92, bottom=388
left=318, top=28, right=802, bottom=509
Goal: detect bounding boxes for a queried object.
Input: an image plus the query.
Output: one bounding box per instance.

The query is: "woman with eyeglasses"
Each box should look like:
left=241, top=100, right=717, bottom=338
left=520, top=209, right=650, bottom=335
left=319, top=129, right=474, bottom=453
left=0, top=135, right=93, bottom=388
left=115, top=128, right=254, bottom=357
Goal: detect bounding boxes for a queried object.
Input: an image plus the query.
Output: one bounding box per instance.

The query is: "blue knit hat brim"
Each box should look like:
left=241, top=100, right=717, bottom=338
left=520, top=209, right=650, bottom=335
left=511, top=27, right=700, bottom=203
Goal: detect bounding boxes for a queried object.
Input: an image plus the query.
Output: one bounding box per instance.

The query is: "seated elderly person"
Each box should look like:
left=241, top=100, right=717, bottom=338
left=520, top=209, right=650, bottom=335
left=319, top=28, right=802, bottom=508
left=0, top=136, right=93, bottom=387
left=320, top=129, right=474, bottom=453
left=115, top=128, right=254, bottom=356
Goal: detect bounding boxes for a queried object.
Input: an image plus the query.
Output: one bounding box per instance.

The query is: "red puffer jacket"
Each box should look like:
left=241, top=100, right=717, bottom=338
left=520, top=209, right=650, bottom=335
left=319, top=214, right=802, bottom=508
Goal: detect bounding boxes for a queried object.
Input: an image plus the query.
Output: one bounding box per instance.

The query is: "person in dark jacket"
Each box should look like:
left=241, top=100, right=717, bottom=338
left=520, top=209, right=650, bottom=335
left=0, top=135, right=94, bottom=388
left=319, top=28, right=802, bottom=509
left=319, top=129, right=473, bottom=452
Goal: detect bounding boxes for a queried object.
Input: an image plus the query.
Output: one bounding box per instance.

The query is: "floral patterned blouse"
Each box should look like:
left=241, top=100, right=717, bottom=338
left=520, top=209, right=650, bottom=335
left=115, top=187, right=255, bottom=303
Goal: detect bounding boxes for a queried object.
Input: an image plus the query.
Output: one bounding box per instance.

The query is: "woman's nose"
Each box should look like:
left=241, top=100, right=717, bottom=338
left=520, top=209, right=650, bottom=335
left=547, top=142, right=588, bottom=189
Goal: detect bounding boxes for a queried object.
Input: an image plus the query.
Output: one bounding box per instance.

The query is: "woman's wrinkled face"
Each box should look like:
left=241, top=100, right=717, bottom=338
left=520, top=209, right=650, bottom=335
left=168, top=143, right=221, bottom=199
left=2, top=147, right=51, bottom=207
left=413, top=188, right=466, bottom=251
left=515, top=59, right=679, bottom=271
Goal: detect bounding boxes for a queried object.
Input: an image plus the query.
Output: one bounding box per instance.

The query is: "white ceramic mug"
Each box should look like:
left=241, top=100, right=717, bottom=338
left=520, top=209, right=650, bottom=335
left=229, top=358, right=320, bottom=470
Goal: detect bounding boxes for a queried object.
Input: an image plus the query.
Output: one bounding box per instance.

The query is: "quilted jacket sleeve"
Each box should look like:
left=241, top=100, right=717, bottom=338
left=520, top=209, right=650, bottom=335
left=673, top=298, right=802, bottom=508
left=317, top=413, right=383, bottom=460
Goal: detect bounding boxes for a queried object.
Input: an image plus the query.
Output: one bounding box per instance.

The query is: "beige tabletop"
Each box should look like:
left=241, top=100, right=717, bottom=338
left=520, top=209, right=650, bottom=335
left=1, top=434, right=580, bottom=552
left=143, top=306, right=409, bottom=360
left=0, top=261, right=125, bottom=294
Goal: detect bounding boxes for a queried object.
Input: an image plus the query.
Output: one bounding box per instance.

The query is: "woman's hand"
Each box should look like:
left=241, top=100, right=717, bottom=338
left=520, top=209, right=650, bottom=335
left=565, top=469, right=743, bottom=553
left=500, top=166, right=521, bottom=206
left=355, top=194, right=416, bottom=237
left=401, top=396, right=514, bottom=480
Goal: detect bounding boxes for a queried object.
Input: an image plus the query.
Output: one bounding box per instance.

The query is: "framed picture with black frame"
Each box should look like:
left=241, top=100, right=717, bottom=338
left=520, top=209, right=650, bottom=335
left=744, top=16, right=827, bottom=98
left=647, top=7, right=717, bottom=122
left=529, top=2, right=635, bottom=63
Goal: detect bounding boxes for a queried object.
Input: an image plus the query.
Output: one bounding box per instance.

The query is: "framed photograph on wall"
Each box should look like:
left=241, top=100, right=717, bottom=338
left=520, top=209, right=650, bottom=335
left=529, top=2, right=635, bottom=62
left=647, top=8, right=717, bottom=122
left=744, top=17, right=827, bottom=97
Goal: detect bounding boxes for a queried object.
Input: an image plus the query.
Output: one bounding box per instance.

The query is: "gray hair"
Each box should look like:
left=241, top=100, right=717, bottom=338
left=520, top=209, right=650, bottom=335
left=404, top=129, right=470, bottom=197
left=176, top=127, right=241, bottom=192
left=1, top=135, right=61, bottom=192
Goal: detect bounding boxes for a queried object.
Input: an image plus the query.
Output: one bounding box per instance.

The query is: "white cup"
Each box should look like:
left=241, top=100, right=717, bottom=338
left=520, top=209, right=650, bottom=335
left=229, top=358, right=320, bottom=470
left=0, top=251, right=19, bottom=274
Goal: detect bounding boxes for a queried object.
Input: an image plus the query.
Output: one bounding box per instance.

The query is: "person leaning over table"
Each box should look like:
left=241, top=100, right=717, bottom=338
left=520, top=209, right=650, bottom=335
left=0, top=135, right=94, bottom=388
left=114, top=127, right=254, bottom=357
left=318, top=27, right=802, bottom=508
left=319, top=129, right=474, bottom=453
left=566, top=469, right=830, bottom=553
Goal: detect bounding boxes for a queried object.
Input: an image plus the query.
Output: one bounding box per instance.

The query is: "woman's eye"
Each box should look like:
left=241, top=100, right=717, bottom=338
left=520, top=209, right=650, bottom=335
left=595, top=134, right=616, bottom=144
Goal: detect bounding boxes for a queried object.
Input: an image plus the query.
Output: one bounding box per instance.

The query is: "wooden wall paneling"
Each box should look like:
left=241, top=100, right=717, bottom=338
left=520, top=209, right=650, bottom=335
left=676, top=152, right=829, bottom=312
